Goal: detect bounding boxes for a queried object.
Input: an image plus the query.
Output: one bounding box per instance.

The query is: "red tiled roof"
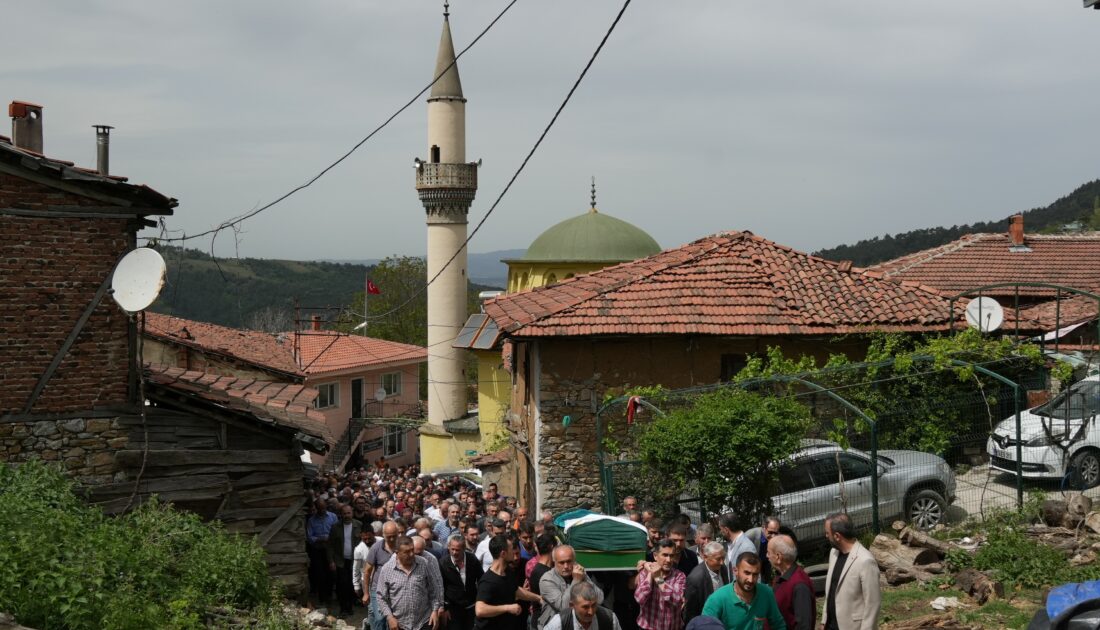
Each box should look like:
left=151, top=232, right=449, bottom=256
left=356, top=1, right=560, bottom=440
left=144, top=363, right=333, bottom=447
left=483, top=231, right=956, bottom=338
left=296, top=331, right=426, bottom=376
left=1016, top=293, right=1100, bottom=331
left=145, top=313, right=427, bottom=377
left=145, top=312, right=302, bottom=377
left=469, top=448, right=511, bottom=468
left=870, top=233, right=1100, bottom=298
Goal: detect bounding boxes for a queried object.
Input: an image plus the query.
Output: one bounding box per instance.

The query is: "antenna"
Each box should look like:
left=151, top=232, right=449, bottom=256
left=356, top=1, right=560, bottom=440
left=110, top=247, right=167, bottom=313
left=964, top=296, right=1004, bottom=333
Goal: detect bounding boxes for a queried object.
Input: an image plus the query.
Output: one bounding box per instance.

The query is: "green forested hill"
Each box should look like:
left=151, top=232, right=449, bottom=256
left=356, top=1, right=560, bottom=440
left=150, top=247, right=370, bottom=329
left=813, top=179, right=1100, bottom=266
left=150, top=247, right=490, bottom=336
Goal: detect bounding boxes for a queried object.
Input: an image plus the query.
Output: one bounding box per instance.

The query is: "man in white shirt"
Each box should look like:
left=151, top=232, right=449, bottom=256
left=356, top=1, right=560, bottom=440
left=353, top=522, right=380, bottom=599
left=475, top=518, right=508, bottom=571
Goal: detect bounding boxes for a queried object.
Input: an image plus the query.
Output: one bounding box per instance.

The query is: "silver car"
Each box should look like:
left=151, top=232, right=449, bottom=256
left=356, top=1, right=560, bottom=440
left=772, top=440, right=957, bottom=544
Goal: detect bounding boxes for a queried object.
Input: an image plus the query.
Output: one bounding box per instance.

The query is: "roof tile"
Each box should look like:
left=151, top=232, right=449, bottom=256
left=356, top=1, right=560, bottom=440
left=483, top=231, right=958, bottom=338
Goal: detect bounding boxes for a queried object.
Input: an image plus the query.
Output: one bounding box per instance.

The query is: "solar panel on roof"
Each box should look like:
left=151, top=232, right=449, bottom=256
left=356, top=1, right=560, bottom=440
left=472, top=318, right=501, bottom=350
left=454, top=314, right=488, bottom=349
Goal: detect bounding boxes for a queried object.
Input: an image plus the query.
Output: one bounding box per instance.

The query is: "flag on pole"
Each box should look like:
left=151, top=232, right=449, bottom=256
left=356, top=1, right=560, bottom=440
left=367, top=280, right=381, bottom=295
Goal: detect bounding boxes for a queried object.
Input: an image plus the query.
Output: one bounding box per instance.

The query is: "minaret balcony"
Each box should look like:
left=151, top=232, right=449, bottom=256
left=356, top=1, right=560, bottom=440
left=415, top=162, right=478, bottom=191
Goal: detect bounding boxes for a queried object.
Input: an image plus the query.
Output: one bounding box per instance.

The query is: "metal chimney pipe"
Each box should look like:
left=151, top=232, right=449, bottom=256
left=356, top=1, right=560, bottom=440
left=93, top=125, right=113, bottom=175
left=9, top=101, right=44, bottom=153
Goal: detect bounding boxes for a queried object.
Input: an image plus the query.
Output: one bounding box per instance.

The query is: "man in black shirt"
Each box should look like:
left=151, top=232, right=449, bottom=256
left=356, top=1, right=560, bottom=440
left=476, top=535, right=523, bottom=630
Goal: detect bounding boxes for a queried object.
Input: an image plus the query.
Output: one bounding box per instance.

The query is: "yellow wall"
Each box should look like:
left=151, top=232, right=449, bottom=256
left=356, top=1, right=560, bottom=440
left=477, top=350, right=510, bottom=451
left=419, top=430, right=482, bottom=472
left=506, top=261, right=609, bottom=293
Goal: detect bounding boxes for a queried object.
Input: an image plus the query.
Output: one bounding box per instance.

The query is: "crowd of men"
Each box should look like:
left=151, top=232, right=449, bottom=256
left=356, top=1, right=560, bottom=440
left=306, top=469, right=881, bottom=630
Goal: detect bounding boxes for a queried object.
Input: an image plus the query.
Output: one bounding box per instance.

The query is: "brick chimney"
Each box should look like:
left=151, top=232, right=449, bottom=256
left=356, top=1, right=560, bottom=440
left=1008, top=214, right=1025, bottom=247
left=9, top=101, right=43, bottom=153
left=310, top=315, right=322, bottom=331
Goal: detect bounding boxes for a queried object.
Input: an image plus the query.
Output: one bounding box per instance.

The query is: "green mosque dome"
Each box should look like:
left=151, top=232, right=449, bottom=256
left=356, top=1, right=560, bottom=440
left=521, top=208, right=662, bottom=263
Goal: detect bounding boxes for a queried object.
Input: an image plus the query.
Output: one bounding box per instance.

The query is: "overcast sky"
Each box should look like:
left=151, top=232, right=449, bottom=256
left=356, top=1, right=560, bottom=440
left=2, top=1, right=1096, bottom=260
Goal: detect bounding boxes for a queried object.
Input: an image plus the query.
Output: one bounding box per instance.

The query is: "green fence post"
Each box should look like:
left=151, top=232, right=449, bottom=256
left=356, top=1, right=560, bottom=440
left=871, top=421, right=880, bottom=535
left=1015, top=385, right=1023, bottom=509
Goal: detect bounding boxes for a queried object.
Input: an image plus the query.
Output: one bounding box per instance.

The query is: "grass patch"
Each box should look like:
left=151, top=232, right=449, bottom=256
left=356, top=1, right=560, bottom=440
left=880, top=582, right=1044, bottom=630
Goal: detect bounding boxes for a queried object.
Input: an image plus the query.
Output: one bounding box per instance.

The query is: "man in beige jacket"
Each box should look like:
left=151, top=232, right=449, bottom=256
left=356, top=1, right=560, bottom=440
left=820, top=513, right=880, bottom=630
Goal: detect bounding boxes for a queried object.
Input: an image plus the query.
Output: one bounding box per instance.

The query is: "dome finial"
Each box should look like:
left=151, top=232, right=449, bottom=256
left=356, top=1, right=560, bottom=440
left=444, top=0, right=450, bottom=19
left=589, top=176, right=597, bottom=213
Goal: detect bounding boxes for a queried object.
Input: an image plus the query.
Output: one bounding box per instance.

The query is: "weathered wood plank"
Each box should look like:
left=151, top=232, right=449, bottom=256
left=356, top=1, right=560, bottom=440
left=265, top=552, right=308, bottom=566
left=262, top=540, right=307, bottom=554
left=117, top=450, right=292, bottom=467
left=86, top=473, right=230, bottom=498
left=257, top=497, right=307, bottom=546
left=96, top=487, right=231, bottom=513
left=234, top=470, right=301, bottom=488
left=237, top=482, right=305, bottom=505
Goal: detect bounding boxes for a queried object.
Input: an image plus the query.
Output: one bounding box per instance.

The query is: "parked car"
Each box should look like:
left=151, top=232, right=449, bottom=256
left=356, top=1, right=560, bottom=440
left=773, top=440, right=957, bottom=545
left=987, top=375, right=1100, bottom=488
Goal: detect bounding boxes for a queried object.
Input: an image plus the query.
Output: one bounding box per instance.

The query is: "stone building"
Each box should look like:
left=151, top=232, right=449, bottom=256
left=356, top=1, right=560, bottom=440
left=0, top=101, right=330, bottom=596
left=461, top=187, right=661, bottom=479
left=466, top=230, right=958, bottom=512
left=0, top=100, right=175, bottom=480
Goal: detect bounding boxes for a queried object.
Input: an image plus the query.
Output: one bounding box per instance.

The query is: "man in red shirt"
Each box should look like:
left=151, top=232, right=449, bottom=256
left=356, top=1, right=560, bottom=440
left=769, top=535, right=814, bottom=630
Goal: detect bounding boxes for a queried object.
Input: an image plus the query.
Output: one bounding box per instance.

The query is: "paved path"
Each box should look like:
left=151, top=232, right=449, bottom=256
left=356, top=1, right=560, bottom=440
left=950, top=464, right=1100, bottom=523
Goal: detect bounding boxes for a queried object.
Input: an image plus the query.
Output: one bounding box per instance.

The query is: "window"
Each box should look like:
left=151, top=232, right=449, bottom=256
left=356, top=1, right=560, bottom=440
left=430, top=145, right=440, bottom=163
left=777, top=463, right=815, bottom=493
left=720, top=354, right=748, bottom=381
left=382, top=372, right=402, bottom=396
left=808, top=453, right=872, bottom=487
left=314, top=382, right=338, bottom=409
left=545, top=273, right=558, bottom=286
left=384, top=426, right=406, bottom=456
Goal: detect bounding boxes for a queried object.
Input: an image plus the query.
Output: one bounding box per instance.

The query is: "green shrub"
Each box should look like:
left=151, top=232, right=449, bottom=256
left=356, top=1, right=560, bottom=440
left=0, top=460, right=276, bottom=629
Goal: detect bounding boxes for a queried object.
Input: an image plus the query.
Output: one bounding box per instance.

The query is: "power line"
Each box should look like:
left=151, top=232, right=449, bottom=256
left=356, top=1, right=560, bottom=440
left=367, top=0, right=635, bottom=322
left=141, top=0, right=520, bottom=246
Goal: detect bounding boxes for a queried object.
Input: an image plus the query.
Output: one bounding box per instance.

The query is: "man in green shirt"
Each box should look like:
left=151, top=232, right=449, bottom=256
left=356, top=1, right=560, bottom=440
left=701, top=552, right=786, bottom=630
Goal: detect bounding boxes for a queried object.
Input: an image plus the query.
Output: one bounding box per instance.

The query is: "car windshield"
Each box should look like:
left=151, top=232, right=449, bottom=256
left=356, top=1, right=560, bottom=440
left=1034, top=381, right=1100, bottom=420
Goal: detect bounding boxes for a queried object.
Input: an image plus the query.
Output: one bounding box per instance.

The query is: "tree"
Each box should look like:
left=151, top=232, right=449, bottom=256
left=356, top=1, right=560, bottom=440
left=637, top=388, right=812, bottom=520
left=336, top=256, right=429, bottom=346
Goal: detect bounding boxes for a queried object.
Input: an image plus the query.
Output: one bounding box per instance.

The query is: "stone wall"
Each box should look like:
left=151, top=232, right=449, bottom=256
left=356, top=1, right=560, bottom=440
left=0, top=417, right=127, bottom=485
left=532, top=336, right=873, bottom=513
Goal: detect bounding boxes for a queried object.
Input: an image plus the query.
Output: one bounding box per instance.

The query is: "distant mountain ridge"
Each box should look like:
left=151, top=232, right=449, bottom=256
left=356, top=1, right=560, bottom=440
left=813, top=180, right=1100, bottom=267
left=326, top=249, right=522, bottom=288
left=151, top=246, right=499, bottom=330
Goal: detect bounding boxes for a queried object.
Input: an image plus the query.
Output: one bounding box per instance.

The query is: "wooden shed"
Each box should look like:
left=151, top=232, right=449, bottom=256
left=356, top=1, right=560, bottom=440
left=85, top=364, right=333, bottom=598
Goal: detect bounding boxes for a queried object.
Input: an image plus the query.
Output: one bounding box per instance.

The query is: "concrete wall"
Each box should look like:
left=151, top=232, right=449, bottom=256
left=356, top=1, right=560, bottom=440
left=528, top=336, right=871, bottom=513
left=309, top=362, right=422, bottom=467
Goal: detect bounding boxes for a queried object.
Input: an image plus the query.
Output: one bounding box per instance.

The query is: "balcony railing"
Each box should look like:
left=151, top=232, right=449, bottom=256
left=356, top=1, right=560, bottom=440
left=415, top=162, right=478, bottom=190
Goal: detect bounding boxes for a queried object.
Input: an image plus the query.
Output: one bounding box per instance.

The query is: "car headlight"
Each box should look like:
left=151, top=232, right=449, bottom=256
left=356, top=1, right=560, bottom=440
left=1026, top=433, right=1067, bottom=447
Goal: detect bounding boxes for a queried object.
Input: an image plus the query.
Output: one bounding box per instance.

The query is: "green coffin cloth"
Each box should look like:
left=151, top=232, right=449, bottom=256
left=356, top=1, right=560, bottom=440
left=565, top=517, right=648, bottom=553
left=574, top=549, right=645, bottom=571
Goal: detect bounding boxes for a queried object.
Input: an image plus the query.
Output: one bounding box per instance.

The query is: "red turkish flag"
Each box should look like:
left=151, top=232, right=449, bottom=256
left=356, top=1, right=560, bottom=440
left=366, top=280, right=381, bottom=295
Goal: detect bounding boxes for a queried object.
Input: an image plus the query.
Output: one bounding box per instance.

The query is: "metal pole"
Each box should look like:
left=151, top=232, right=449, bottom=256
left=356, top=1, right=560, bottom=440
left=1015, top=386, right=1024, bottom=508
left=871, top=421, right=880, bottom=534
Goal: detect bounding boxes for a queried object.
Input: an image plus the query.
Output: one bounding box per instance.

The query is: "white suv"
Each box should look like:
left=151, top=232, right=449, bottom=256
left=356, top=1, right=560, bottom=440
left=987, top=375, right=1100, bottom=488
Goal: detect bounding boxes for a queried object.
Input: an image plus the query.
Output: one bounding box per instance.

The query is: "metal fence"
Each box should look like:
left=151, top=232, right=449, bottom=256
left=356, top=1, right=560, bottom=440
left=598, top=355, right=1098, bottom=542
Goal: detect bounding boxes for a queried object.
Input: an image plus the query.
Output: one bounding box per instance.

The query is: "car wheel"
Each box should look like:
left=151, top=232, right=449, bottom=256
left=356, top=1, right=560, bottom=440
left=906, top=489, right=946, bottom=530
left=1071, top=450, right=1100, bottom=489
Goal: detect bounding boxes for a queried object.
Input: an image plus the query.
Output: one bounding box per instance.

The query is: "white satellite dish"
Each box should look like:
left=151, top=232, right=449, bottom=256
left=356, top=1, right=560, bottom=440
left=965, top=297, right=1004, bottom=332
left=111, top=248, right=166, bottom=313
left=374, top=387, right=388, bottom=402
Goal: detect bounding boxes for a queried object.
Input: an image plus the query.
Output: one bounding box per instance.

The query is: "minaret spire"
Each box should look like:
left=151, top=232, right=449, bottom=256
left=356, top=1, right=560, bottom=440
left=589, top=176, right=598, bottom=213
left=430, top=5, right=464, bottom=101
